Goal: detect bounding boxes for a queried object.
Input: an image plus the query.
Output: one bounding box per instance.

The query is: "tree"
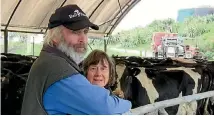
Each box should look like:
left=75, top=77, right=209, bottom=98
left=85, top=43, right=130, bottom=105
left=105, top=15, right=214, bottom=59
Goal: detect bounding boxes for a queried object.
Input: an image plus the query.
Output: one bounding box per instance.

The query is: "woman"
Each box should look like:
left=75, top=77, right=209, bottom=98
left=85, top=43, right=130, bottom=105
left=82, top=49, right=124, bottom=98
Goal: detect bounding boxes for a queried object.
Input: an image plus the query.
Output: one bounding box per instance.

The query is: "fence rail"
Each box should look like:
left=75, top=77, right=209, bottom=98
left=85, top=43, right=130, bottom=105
left=127, top=90, right=214, bottom=115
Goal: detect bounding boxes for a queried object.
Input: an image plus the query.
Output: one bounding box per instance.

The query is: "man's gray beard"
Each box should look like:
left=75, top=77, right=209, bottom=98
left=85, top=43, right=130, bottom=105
left=57, top=41, right=87, bottom=64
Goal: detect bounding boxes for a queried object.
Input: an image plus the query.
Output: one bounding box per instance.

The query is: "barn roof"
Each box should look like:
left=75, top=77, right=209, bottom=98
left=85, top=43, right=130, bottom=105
left=1, top=0, right=141, bottom=37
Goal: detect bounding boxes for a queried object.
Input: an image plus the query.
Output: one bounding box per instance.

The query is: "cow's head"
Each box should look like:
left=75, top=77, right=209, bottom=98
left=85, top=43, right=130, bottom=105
left=118, top=66, right=152, bottom=108
left=119, top=66, right=140, bottom=98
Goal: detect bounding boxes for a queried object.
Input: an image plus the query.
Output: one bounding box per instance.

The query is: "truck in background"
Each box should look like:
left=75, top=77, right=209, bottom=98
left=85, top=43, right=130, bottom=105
left=151, top=32, right=204, bottom=59
left=184, top=45, right=204, bottom=59
left=151, top=32, right=185, bottom=58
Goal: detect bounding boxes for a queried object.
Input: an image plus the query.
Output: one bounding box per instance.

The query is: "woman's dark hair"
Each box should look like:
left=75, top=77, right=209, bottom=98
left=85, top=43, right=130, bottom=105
left=83, top=49, right=116, bottom=87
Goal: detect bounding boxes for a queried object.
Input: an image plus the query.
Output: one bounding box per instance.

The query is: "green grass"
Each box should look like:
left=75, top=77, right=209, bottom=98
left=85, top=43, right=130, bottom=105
left=7, top=41, right=43, bottom=56
left=4, top=41, right=213, bottom=60
left=33, top=44, right=43, bottom=56
left=87, top=44, right=151, bottom=57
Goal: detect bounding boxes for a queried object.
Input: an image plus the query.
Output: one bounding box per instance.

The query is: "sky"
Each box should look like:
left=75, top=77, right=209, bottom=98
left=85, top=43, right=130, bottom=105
left=113, top=0, right=214, bottom=34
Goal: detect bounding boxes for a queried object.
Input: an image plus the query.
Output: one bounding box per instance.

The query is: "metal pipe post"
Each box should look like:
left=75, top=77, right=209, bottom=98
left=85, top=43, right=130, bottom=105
left=4, top=30, right=8, bottom=53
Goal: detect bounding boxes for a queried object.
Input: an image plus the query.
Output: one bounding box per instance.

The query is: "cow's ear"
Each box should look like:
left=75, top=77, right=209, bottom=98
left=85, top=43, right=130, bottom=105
left=131, top=68, right=141, bottom=76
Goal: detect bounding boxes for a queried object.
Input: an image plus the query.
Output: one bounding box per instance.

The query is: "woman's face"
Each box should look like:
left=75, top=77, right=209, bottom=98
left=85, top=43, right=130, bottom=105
left=87, top=59, right=110, bottom=87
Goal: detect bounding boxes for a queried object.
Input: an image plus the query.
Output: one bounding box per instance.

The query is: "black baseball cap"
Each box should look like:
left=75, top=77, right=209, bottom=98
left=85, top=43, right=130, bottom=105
left=48, top=4, right=99, bottom=31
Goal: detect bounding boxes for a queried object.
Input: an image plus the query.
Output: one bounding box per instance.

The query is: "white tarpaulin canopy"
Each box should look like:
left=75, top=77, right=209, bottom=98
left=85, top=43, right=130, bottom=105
left=1, top=0, right=141, bottom=37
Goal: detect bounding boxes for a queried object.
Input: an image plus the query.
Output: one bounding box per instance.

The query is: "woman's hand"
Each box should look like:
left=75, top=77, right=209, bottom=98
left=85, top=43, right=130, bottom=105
left=112, top=88, right=125, bottom=99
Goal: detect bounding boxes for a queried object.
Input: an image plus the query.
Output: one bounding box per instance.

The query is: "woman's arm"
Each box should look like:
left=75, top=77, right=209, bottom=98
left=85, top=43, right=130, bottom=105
left=43, top=73, right=131, bottom=115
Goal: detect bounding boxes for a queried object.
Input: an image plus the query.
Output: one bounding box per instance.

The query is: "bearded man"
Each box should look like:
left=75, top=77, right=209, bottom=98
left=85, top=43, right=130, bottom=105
left=21, top=4, right=131, bottom=115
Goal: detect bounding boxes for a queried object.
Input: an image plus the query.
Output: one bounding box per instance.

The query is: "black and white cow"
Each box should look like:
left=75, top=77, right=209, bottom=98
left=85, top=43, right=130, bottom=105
left=112, top=56, right=214, bottom=115
left=1, top=53, right=37, bottom=115
left=196, top=62, right=214, bottom=115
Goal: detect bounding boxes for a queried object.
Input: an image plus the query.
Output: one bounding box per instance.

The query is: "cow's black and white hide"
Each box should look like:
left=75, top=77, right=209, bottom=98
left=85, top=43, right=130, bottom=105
left=119, top=66, right=151, bottom=108
left=1, top=53, right=37, bottom=115
left=196, top=62, right=214, bottom=115
left=115, top=63, right=201, bottom=115
left=1, top=68, right=28, bottom=115
left=145, top=68, right=197, bottom=115
left=1, top=53, right=37, bottom=62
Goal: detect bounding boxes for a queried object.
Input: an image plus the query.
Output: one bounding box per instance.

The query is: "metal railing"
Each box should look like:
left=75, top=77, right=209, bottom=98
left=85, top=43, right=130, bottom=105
left=124, top=90, right=214, bottom=115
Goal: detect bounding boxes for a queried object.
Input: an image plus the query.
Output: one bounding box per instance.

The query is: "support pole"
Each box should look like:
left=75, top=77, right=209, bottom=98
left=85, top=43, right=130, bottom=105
left=129, top=91, right=214, bottom=115
left=4, top=30, right=8, bottom=53
left=33, top=36, right=35, bottom=56
left=104, top=36, right=108, bottom=52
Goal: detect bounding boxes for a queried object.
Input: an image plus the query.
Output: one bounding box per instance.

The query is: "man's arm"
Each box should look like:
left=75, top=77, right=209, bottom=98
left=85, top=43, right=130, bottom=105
left=43, top=73, right=132, bottom=115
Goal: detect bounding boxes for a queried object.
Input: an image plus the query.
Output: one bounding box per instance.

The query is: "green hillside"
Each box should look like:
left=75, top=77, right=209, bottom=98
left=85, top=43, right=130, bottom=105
left=90, top=15, right=214, bottom=59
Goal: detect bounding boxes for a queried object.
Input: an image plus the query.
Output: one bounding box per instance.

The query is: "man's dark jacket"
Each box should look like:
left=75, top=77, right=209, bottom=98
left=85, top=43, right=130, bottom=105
left=21, top=45, right=81, bottom=115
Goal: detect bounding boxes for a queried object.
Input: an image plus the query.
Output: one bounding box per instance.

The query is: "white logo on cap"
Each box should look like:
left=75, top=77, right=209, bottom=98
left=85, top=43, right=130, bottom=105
left=69, top=10, right=86, bottom=19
